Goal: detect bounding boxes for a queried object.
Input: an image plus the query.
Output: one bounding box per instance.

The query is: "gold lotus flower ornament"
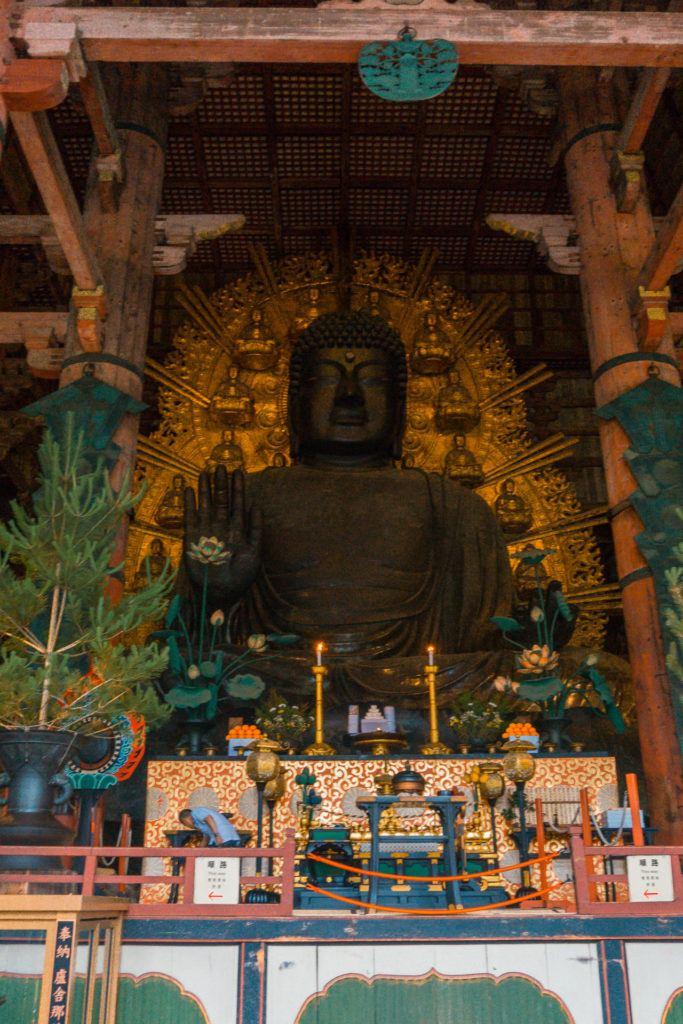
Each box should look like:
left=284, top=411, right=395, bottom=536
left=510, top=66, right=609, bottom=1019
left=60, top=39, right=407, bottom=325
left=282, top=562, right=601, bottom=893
left=188, top=535, right=232, bottom=565
left=517, top=644, right=559, bottom=675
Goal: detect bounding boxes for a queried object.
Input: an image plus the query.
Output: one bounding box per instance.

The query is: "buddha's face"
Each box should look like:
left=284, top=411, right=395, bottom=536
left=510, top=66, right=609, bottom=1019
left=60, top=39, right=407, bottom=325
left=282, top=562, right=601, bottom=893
left=296, top=346, right=397, bottom=459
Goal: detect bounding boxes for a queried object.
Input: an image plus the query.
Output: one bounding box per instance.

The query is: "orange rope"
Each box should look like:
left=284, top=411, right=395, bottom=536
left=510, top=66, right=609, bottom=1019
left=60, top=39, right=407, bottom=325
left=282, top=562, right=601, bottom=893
left=307, top=849, right=559, bottom=882
left=304, top=881, right=562, bottom=915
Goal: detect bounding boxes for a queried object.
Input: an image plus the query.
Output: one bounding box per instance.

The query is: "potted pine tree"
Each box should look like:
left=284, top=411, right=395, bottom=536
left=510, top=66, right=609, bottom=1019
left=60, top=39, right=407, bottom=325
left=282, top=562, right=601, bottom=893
left=0, top=417, right=173, bottom=866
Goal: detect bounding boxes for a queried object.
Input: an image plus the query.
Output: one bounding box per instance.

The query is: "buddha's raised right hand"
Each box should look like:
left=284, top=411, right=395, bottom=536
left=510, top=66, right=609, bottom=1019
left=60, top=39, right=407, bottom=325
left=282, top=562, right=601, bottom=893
left=183, top=466, right=262, bottom=603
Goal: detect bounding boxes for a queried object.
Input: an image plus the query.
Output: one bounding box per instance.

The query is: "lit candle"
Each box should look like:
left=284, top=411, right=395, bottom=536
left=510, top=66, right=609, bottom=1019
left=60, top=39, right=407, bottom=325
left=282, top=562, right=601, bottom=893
left=316, top=642, right=324, bottom=667
left=427, top=645, right=435, bottom=667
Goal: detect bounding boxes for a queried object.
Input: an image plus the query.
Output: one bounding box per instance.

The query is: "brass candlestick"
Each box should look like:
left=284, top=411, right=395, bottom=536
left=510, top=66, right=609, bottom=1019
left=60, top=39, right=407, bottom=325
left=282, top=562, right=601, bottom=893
left=304, top=663, right=336, bottom=755
left=420, top=658, right=452, bottom=755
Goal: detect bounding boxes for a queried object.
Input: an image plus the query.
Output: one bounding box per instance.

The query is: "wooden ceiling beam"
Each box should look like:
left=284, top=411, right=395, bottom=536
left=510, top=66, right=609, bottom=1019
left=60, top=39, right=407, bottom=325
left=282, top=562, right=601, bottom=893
left=618, top=69, right=671, bottom=155
left=9, top=111, right=102, bottom=291
left=17, top=6, right=683, bottom=67
left=0, top=212, right=69, bottom=272
left=617, top=0, right=683, bottom=153
left=638, top=180, right=683, bottom=291
left=78, top=63, right=117, bottom=159
left=0, top=213, right=52, bottom=243
left=0, top=310, right=69, bottom=379
left=78, top=62, right=121, bottom=211
left=1, top=58, right=69, bottom=112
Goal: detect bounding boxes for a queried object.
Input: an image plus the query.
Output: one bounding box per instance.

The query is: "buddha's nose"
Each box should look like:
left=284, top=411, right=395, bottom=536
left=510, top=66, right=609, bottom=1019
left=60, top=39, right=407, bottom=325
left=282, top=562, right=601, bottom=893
left=334, top=374, right=364, bottom=408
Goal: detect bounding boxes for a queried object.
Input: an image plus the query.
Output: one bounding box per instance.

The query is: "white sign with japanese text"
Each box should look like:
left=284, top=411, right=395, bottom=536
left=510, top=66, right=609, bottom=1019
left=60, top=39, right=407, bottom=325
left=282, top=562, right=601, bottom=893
left=193, top=855, right=241, bottom=905
left=626, top=855, right=674, bottom=902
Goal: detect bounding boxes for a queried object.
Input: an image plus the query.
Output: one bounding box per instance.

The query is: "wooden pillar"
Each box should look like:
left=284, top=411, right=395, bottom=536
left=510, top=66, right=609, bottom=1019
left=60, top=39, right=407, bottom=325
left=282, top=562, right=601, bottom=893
left=0, top=2, right=8, bottom=162
left=60, top=65, right=168, bottom=585
left=558, top=68, right=683, bottom=842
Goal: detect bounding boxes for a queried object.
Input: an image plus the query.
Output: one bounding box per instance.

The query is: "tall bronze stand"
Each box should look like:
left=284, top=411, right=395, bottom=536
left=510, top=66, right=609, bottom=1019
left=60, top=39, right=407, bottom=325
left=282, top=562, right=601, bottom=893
left=420, top=661, right=452, bottom=755
left=304, top=664, right=336, bottom=756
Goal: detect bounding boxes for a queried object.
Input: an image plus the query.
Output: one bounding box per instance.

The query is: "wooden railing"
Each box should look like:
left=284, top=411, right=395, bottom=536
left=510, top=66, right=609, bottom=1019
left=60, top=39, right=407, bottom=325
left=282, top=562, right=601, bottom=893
left=569, top=827, right=683, bottom=916
left=3, top=814, right=683, bottom=917
left=0, top=829, right=296, bottom=918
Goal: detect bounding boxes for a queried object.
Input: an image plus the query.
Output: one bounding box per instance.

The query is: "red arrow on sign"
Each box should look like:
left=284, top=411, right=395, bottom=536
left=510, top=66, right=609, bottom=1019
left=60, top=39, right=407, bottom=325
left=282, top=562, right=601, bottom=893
left=643, top=889, right=659, bottom=898
left=207, top=891, right=223, bottom=900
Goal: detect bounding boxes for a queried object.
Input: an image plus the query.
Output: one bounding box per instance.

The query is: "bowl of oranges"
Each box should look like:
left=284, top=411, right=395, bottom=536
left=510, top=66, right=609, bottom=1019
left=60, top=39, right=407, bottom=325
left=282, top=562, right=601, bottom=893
left=226, top=723, right=263, bottom=757
left=501, top=721, right=540, bottom=750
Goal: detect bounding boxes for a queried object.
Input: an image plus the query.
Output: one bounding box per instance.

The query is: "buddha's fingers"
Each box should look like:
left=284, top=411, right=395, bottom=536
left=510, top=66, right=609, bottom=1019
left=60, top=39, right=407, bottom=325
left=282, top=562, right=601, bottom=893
left=248, top=507, right=263, bottom=553
left=231, top=469, right=246, bottom=536
left=183, top=481, right=199, bottom=537
left=197, top=471, right=213, bottom=535
left=214, top=465, right=230, bottom=529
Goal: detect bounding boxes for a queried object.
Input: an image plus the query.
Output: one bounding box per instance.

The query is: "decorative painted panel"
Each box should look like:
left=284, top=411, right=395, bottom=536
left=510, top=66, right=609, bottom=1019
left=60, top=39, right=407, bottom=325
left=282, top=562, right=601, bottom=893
left=265, top=943, right=604, bottom=1024
left=297, top=973, right=571, bottom=1024
left=626, top=944, right=683, bottom=1024
left=0, top=944, right=239, bottom=1024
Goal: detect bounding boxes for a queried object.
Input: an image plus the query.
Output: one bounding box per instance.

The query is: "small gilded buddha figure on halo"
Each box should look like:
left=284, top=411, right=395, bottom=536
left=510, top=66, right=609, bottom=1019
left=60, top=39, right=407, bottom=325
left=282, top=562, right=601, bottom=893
left=435, top=369, right=480, bottom=434
left=156, top=473, right=187, bottom=530
left=234, top=308, right=278, bottom=372
left=207, top=429, right=245, bottom=474
left=494, top=478, right=533, bottom=537
left=134, top=537, right=168, bottom=590
left=181, top=311, right=513, bottom=705
left=210, top=364, right=254, bottom=427
left=444, top=434, right=485, bottom=489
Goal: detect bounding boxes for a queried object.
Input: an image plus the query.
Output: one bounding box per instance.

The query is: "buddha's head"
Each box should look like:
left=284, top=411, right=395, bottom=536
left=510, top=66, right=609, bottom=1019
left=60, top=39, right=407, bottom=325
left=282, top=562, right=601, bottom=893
left=288, top=311, right=407, bottom=462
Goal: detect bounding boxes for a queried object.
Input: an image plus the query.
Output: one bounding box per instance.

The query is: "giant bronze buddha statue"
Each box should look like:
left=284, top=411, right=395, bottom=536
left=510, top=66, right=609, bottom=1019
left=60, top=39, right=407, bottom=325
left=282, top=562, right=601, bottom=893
left=183, top=312, right=512, bottom=704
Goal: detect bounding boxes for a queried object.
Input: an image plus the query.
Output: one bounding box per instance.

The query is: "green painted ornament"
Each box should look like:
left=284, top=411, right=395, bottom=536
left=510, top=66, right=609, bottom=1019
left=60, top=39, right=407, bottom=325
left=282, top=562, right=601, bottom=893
left=22, top=367, right=146, bottom=471
left=359, top=27, right=458, bottom=103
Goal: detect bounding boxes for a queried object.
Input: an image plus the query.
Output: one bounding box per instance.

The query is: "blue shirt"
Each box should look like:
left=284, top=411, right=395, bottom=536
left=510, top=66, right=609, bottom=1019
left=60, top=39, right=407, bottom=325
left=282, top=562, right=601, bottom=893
left=190, top=806, right=240, bottom=846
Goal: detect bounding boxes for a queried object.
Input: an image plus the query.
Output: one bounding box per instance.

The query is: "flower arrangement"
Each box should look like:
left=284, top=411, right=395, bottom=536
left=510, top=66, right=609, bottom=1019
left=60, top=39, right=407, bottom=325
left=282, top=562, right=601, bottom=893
left=255, top=690, right=313, bottom=752
left=448, top=694, right=511, bottom=751
left=491, top=546, right=625, bottom=748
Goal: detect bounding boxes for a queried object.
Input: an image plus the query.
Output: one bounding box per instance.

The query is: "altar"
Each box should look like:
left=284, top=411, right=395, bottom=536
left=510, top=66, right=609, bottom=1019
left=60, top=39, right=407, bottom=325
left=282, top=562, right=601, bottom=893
left=143, top=753, right=618, bottom=906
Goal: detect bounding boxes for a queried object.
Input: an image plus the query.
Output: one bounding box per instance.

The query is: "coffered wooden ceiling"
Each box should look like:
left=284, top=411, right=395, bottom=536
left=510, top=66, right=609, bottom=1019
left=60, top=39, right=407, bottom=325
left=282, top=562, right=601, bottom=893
left=1, top=60, right=679, bottom=303
left=46, top=64, right=569, bottom=275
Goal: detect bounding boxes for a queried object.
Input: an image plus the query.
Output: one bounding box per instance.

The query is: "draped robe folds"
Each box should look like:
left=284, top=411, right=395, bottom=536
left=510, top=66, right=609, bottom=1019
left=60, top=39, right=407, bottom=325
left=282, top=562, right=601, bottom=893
left=229, top=464, right=514, bottom=705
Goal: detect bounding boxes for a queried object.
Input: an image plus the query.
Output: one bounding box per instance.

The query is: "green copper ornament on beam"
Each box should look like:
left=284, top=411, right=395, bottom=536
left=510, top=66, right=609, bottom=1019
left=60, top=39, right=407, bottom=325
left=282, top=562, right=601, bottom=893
left=22, top=365, right=146, bottom=471
left=359, top=26, right=459, bottom=102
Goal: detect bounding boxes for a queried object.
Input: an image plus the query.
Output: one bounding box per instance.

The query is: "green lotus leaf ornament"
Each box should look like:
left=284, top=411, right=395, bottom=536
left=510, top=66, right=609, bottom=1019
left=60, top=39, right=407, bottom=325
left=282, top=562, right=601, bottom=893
left=225, top=673, right=266, bottom=700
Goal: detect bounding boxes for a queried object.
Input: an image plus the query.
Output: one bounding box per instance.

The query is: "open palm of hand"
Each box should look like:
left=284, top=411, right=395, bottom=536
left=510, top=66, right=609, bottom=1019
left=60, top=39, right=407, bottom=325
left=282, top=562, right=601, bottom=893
left=183, top=466, right=262, bottom=603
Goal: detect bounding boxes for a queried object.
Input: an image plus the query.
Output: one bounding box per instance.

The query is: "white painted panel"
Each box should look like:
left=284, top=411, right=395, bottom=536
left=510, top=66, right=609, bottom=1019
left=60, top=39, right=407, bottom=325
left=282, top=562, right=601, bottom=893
left=265, top=941, right=603, bottom=1024
left=119, top=942, right=239, bottom=1024
left=483, top=942, right=602, bottom=1024
left=267, top=945, right=319, bottom=1024
left=0, top=943, right=46, bottom=974
left=626, top=942, right=683, bottom=1024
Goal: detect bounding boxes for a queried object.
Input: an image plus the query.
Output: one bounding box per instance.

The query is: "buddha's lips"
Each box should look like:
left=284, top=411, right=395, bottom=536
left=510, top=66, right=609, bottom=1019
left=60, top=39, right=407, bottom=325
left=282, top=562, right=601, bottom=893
left=331, top=410, right=368, bottom=425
